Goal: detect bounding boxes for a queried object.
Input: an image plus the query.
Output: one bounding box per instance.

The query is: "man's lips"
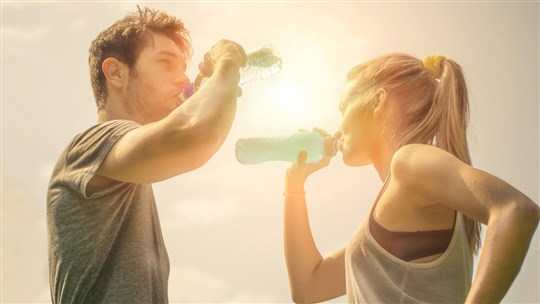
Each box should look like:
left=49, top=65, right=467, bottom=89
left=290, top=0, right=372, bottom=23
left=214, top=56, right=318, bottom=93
left=175, top=94, right=185, bottom=106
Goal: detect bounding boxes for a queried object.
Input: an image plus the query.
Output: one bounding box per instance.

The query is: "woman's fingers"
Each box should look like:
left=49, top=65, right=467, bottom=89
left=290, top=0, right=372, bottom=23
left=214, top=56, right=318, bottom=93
left=313, top=127, right=331, bottom=137
left=297, top=150, right=308, bottom=164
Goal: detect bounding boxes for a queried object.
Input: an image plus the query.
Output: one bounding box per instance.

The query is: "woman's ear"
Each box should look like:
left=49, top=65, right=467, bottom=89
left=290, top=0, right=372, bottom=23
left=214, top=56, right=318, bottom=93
left=102, top=58, right=127, bottom=88
left=372, top=88, right=388, bottom=117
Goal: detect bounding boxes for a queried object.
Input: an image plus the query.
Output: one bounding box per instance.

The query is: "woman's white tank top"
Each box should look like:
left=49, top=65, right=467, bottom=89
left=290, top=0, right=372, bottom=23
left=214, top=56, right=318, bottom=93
left=345, top=211, right=473, bottom=303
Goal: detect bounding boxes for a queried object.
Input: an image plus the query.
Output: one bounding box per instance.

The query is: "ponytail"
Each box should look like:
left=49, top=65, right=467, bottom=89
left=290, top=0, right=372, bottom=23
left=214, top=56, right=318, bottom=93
left=427, top=56, right=471, bottom=165
left=424, top=56, right=481, bottom=254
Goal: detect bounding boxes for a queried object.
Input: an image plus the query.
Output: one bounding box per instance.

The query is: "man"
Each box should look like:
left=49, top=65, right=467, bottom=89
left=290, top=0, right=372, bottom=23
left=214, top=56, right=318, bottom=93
left=47, top=6, right=246, bottom=303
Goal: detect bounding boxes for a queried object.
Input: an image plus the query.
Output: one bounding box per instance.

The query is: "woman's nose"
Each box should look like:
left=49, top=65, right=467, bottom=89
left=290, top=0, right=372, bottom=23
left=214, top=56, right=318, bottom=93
left=333, top=130, right=343, bottom=141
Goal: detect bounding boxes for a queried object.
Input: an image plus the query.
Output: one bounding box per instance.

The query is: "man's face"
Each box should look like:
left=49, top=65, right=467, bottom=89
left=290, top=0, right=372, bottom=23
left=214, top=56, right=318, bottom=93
left=124, top=32, right=189, bottom=124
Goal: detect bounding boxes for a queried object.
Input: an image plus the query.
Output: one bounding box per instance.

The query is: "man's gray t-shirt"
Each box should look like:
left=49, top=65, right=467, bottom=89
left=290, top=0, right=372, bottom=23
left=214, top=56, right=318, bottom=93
left=47, top=120, right=170, bottom=303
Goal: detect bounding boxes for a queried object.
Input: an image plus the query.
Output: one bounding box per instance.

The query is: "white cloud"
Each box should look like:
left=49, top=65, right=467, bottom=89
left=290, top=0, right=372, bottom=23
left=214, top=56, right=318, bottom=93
left=2, top=24, right=50, bottom=43
left=169, top=265, right=230, bottom=302
left=71, top=18, right=87, bottom=31
left=0, top=2, right=28, bottom=11
left=38, top=162, right=55, bottom=182
left=163, top=196, right=240, bottom=229
left=169, top=265, right=276, bottom=303
left=228, top=291, right=278, bottom=303
left=2, top=24, right=51, bottom=57
left=1, top=172, right=50, bottom=303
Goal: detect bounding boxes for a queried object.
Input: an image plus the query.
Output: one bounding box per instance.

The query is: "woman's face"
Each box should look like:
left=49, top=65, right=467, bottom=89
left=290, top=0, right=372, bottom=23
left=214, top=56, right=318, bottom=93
left=336, top=81, right=381, bottom=166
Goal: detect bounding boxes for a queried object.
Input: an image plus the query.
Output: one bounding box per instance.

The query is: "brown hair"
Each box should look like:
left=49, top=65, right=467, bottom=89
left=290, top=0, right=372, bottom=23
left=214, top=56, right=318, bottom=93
left=347, top=53, right=481, bottom=254
left=88, top=6, right=192, bottom=111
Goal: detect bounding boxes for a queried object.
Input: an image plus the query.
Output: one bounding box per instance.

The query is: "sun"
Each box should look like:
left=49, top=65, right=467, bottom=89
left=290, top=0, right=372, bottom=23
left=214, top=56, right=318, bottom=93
left=274, top=81, right=305, bottom=116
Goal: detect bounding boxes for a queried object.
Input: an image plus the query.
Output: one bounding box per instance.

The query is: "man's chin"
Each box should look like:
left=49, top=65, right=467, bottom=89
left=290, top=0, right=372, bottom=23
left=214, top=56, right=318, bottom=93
left=175, top=95, right=185, bottom=107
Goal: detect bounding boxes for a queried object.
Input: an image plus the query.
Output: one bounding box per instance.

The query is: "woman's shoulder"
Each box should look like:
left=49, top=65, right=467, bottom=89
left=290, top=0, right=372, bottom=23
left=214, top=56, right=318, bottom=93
left=393, top=143, right=452, bottom=160
left=390, top=144, right=466, bottom=189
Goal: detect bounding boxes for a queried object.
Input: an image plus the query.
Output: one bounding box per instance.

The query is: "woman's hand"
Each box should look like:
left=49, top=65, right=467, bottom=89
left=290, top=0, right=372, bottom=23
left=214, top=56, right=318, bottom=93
left=283, top=127, right=346, bottom=303
left=286, top=128, right=334, bottom=191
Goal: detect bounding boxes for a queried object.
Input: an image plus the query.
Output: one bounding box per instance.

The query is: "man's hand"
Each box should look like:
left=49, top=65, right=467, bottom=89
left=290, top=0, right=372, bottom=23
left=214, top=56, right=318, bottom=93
left=199, top=39, right=247, bottom=77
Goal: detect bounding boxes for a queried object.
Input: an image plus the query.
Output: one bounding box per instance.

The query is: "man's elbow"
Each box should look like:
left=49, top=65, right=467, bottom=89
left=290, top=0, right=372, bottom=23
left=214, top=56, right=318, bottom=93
left=164, top=119, right=223, bottom=170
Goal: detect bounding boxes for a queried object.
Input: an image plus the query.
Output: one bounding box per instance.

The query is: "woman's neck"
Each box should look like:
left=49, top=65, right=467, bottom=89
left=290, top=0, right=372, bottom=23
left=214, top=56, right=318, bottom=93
left=369, top=137, right=397, bottom=182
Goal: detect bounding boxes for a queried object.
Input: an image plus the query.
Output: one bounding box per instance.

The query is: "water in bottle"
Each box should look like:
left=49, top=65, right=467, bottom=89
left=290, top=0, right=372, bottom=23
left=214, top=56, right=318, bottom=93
left=239, top=44, right=282, bottom=85
left=181, top=44, right=282, bottom=101
left=235, top=131, right=339, bottom=165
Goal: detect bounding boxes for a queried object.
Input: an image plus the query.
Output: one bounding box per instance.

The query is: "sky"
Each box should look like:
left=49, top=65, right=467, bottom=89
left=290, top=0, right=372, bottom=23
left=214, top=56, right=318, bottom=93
left=1, top=1, right=539, bottom=303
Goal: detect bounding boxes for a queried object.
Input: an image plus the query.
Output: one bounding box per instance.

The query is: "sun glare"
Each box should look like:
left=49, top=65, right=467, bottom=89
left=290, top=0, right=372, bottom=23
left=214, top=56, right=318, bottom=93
left=275, top=82, right=305, bottom=114
left=238, top=32, right=345, bottom=137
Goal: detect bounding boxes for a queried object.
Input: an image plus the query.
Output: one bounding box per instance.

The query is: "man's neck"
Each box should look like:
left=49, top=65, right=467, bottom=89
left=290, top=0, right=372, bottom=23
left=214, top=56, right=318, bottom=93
left=97, top=96, right=137, bottom=123
left=97, top=110, right=112, bottom=123
left=97, top=110, right=140, bottom=123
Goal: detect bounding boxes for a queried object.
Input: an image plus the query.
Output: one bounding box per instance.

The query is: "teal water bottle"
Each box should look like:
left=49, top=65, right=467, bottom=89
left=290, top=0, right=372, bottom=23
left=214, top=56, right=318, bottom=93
left=181, top=44, right=282, bottom=101
left=235, top=131, right=338, bottom=165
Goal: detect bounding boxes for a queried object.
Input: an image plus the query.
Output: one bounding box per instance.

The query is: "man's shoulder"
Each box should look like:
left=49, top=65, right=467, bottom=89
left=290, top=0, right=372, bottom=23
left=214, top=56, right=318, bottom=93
left=48, top=120, right=140, bottom=192
left=71, top=120, right=139, bottom=145
left=61, top=120, right=138, bottom=160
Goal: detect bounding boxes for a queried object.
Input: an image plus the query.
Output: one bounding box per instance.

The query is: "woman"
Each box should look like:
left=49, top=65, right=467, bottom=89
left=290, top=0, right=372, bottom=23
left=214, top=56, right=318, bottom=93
left=283, top=53, right=539, bottom=303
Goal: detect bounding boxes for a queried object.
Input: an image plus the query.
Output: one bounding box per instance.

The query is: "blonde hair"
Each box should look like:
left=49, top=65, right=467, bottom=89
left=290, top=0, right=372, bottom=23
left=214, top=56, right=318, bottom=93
left=347, top=53, right=481, bottom=254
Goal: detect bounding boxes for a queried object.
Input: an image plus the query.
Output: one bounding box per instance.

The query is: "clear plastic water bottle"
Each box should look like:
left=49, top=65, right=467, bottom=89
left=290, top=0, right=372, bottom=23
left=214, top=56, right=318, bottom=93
left=235, top=131, right=339, bottom=165
left=181, top=44, right=282, bottom=101
left=239, top=44, right=282, bottom=85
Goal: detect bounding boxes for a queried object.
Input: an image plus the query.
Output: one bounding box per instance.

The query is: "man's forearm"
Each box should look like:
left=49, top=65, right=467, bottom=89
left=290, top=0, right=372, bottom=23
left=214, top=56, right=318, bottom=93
left=168, top=58, right=240, bottom=155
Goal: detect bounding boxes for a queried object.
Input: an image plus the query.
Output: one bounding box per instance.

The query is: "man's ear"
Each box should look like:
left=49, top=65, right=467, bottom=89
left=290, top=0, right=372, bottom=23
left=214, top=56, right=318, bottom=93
left=102, top=58, right=127, bottom=88
left=372, top=88, right=388, bottom=117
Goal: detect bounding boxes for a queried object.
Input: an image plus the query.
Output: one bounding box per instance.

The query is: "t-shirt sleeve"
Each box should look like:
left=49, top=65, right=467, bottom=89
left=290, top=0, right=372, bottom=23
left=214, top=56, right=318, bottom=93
left=62, top=120, right=140, bottom=199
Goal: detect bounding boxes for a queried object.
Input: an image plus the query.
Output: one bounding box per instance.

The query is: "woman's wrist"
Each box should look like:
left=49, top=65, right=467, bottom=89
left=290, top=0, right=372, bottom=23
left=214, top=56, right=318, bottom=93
left=285, top=177, right=306, bottom=193
left=284, top=179, right=306, bottom=197
left=283, top=191, right=306, bottom=198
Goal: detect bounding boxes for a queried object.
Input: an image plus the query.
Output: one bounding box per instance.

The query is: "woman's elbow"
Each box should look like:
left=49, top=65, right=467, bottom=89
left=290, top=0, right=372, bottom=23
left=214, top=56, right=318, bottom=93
left=290, top=282, right=319, bottom=304
left=291, top=291, right=329, bottom=304
left=291, top=290, right=311, bottom=304
left=521, top=198, right=540, bottom=231
left=505, top=196, right=540, bottom=233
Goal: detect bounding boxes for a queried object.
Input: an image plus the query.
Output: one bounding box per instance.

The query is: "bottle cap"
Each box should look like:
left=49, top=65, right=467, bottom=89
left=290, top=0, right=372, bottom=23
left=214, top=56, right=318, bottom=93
left=181, top=83, right=196, bottom=100
left=323, top=136, right=339, bottom=157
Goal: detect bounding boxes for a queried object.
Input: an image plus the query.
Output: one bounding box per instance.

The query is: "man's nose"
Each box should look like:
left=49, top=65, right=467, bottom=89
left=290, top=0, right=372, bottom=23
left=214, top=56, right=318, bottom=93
left=174, top=74, right=190, bottom=89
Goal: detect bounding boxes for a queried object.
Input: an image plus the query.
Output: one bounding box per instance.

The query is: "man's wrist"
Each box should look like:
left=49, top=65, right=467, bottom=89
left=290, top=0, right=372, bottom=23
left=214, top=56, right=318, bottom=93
left=214, top=57, right=242, bottom=74
left=209, top=59, right=240, bottom=88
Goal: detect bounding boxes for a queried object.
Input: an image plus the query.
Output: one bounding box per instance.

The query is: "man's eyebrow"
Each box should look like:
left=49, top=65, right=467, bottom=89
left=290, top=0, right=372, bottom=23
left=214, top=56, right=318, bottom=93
left=157, top=50, right=187, bottom=69
left=157, top=49, right=180, bottom=57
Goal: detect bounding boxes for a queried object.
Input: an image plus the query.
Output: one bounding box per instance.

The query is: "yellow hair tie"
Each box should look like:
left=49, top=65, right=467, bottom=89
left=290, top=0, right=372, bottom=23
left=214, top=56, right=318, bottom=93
left=423, top=55, right=446, bottom=78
